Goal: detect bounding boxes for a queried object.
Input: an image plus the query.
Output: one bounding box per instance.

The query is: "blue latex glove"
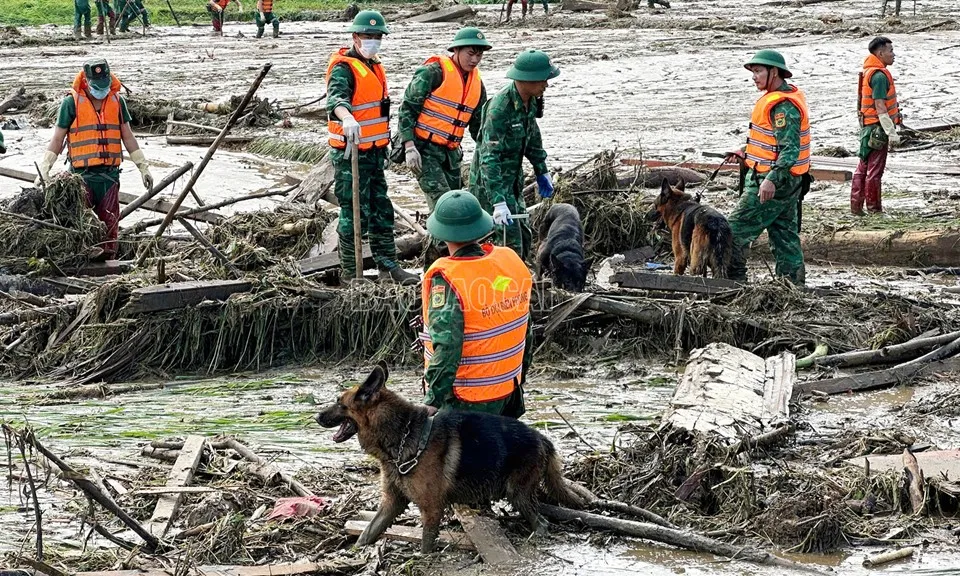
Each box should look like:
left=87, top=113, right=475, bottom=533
left=492, top=202, right=513, bottom=226
left=536, top=173, right=554, bottom=198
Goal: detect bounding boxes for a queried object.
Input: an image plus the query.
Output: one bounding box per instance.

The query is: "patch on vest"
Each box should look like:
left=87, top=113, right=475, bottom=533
left=431, top=284, right=446, bottom=307
left=774, top=112, right=786, bottom=128
left=492, top=276, right=513, bottom=292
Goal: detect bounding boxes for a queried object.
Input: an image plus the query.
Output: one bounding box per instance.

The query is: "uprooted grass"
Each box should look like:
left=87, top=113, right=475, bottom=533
left=203, top=204, right=336, bottom=267
left=247, top=137, right=328, bottom=164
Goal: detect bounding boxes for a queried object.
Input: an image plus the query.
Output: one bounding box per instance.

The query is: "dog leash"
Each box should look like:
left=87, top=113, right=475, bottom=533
left=396, top=414, right=435, bottom=475
left=501, top=212, right=529, bottom=248
left=694, top=152, right=736, bottom=203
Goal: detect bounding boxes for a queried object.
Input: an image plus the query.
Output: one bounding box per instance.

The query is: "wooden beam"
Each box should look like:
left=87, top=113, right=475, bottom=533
left=145, top=435, right=205, bottom=537
left=905, top=119, right=960, bottom=133
left=796, top=356, right=960, bottom=396
left=298, top=244, right=373, bottom=276
left=407, top=5, right=475, bottom=22
left=344, top=519, right=475, bottom=551
left=452, top=505, right=522, bottom=566
left=134, top=486, right=219, bottom=495
left=124, top=280, right=252, bottom=314
left=64, top=260, right=133, bottom=277
left=611, top=271, right=743, bottom=295
left=622, top=158, right=852, bottom=183
left=560, top=0, right=606, bottom=10
left=166, top=134, right=254, bottom=146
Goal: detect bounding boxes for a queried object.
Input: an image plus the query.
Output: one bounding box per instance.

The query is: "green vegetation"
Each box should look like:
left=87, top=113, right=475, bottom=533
left=599, top=413, right=653, bottom=422
left=0, top=0, right=418, bottom=27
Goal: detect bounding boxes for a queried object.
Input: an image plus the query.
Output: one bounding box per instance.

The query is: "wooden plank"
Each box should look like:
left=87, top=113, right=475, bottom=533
left=905, top=119, right=960, bottom=133
left=796, top=356, right=960, bottom=396
left=124, top=279, right=252, bottom=314
left=623, top=158, right=852, bottom=183
left=344, top=519, right=475, bottom=550
left=407, top=5, right=475, bottom=22
left=611, top=270, right=743, bottom=295
left=77, top=571, right=171, bottom=576
left=849, top=450, right=960, bottom=481
left=65, top=260, right=134, bottom=277
left=166, top=134, right=254, bottom=146
left=763, top=351, right=795, bottom=421
left=145, top=435, right=205, bottom=537
left=453, top=505, right=522, bottom=566
left=134, top=486, right=219, bottom=495
left=197, top=560, right=367, bottom=576
left=298, top=244, right=373, bottom=275
left=118, top=191, right=223, bottom=224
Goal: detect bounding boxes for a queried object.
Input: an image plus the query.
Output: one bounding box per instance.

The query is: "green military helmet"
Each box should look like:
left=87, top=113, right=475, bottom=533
left=744, top=49, right=792, bottom=78
left=83, top=58, right=113, bottom=92
left=448, top=27, right=492, bottom=52
left=506, top=49, right=560, bottom=82
left=427, top=190, right=494, bottom=243
left=347, top=10, right=389, bottom=34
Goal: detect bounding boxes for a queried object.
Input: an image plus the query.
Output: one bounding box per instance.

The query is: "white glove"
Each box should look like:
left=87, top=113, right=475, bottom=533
left=213, top=3, right=223, bottom=11
left=878, top=114, right=901, bottom=146
left=259, top=11, right=265, bottom=21
left=130, top=149, right=154, bottom=190
left=34, top=150, right=57, bottom=187
left=492, top=202, right=512, bottom=226
left=338, top=110, right=361, bottom=159
left=404, top=144, right=422, bottom=172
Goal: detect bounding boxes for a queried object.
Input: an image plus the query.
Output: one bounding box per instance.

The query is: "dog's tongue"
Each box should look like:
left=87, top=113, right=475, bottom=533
left=332, top=420, right=353, bottom=443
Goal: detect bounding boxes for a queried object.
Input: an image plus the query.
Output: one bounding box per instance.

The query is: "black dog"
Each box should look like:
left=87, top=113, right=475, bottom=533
left=537, top=203, right=592, bottom=292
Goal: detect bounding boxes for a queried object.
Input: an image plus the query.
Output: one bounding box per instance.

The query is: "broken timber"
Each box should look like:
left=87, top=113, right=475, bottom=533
left=664, top=343, right=795, bottom=443
left=407, top=5, right=475, bottom=22
left=453, top=505, right=522, bottom=566
left=344, top=519, right=476, bottom=551
left=76, top=559, right=368, bottom=576
left=611, top=270, right=743, bottom=295
left=904, top=118, right=960, bottom=133
left=623, top=157, right=852, bottom=183
left=849, top=449, right=960, bottom=484
left=298, top=244, right=374, bottom=276
left=145, top=435, right=205, bottom=537
left=758, top=229, right=960, bottom=268
left=123, top=279, right=252, bottom=314
left=796, top=356, right=960, bottom=396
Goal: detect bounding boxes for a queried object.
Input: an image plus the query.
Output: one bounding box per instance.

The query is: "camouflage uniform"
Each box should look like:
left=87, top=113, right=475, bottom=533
left=398, top=62, right=487, bottom=210
left=326, top=47, right=400, bottom=277
left=728, top=80, right=805, bottom=285
left=423, top=242, right=529, bottom=417
left=469, top=82, right=548, bottom=262
left=117, top=0, right=149, bottom=32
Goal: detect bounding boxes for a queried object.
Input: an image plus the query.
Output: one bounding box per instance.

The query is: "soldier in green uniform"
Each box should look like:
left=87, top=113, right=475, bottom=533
left=470, top=49, right=559, bottom=261
left=117, top=0, right=149, bottom=32
left=422, top=190, right=530, bottom=417
left=94, top=0, right=117, bottom=35
left=326, top=11, right=418, bottom=285
left=74, top=0, right=93, bottom=39
left=728, top=50, right=809, bottom=286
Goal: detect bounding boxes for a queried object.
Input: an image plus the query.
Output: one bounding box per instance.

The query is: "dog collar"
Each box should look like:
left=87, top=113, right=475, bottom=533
left=396, top=415, right=434, bottom=476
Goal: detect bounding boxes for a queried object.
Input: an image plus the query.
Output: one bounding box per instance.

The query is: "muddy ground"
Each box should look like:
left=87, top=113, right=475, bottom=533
left=1, top=0, right=959, bottom=573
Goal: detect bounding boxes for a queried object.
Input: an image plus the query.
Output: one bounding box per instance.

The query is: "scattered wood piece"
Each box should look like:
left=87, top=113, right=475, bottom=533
left=166, top=120, right=223, bottom=134
left=909, top=19, right=955, bottom=34
left=560, top=0, right=606, bottom=11
left=166, top=134, right=255, bottom=146
left=119, top=162, right=195, bottom=220
left=118, top=191, right=222, bottom=224
left=626, top=156, right=852, bottom=183
left=125, top=186, right=293, bottom=233
left=64, top=260, right=133, bottom=277
left=135, top=486, right=219, bottom=495
left=145, top=435, right=206, bottom=537
left=761, top=229, right=960, bottom=268
left=611, top=270, right=743, bottom=295
left=902, top=448, right=926, bottom=516
left=407, top=5, right=475, bottom=23
left=123, top=279, right=253, bottom=314
left=224, top=438, right=313, bottom=497
left=197, top=559, right=369, bottom=576
left=797, top=337, right=960, bottom=396
left=452, top=505, right=521, bottom=566
left=0, top=303, right=77, bottom=326
left=177, top=217, right=242, bottom=278
left=904, top=119, right=960, bottom=133
left=344, top=519, right=475, bottom=550
left=811, top=330, right=960, bottom=369
left=850, top=449, right=960, bottom=481
left=592, top=499, right=678, bottom=529
left=540, top=505, right=816, bottom=571
left=298, top=244, right=374, bottom=276
left=862, top=546, right=915, bottom=567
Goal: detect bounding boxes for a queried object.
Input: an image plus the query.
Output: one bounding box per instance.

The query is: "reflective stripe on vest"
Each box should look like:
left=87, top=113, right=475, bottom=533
left=325, top=49, right=390, bottom=151
left=743, top=85, right=811, bottom=177
left=414, top=56, right=481, bottom=150
left=67, top=91, right=123, bottom=170
left=860, top=54, right=901, bottom=127
left=421, top=244, right=532, bottom=403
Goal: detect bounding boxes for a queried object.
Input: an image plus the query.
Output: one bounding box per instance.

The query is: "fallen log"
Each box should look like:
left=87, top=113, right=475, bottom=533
left=541, top=505, right=820, bottom=571
left=863, top=546, right=915, bottom=567
left=407, top=5, right=475, bottom=22
left=592, top=499, right=678, bottom=529
left=561, top=0, right=606, bottom=11
left=224, top=438, right=313, bottom=497
left=166, top=134, right=254, bottom=146
left=119, top=161, right=194, bottom=220
left=797, top=336, right=960, bottom=396
left=758, top=229, right=960, bottom=268
left=811, top=330, right=960, bottom=369
left=626, top=157, right=852, bottom=183
left=166, top=119, right=222, bottom=134
left=36, top=382, right=164, bottom=402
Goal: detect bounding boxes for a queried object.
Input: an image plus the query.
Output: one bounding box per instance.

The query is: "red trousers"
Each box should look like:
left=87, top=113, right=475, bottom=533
left=84, top=182, right=120, bottom=258
left=851, top=146, right=888, bottom=214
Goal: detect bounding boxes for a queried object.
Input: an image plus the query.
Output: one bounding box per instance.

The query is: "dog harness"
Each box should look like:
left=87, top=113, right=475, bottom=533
left=744, top=85, right=811, bottom=177
left=396, top=415, right=434, bottom=475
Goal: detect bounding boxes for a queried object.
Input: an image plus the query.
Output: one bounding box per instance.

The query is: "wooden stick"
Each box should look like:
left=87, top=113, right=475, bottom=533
left=350, top=143, right=363, bottom=278
left=166, top=119, right=222, bottom=133
left=177, top=217, right=242, bottom=279
left=135, top=63, right=272, bottom=267
left=392, top=201, right=427, bottom=237
left=14, top=427, right=160, bottom=551
left=124, top=186, right=294, bottom=233
left=118, top=161, right=194, bottom=220
left=0, top=209, right=80, bottom=234
left=541, top=505, right=822, bottom=572
left=592, top=499, right=677, bottom=530
left=223, top=438, right=313, bottom=497
left=14, top=430, right=43, bottom=560
left=863, top=546, right=915, bottom=567
left=811, top=330, right=960, bottom=369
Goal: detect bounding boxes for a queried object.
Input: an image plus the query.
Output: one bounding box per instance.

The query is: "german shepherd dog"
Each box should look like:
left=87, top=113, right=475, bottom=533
left=648, top=179, right=733, bottom=278
left=315, top=362, right=585, bottom=553
left=536, top=203, right=592, bottom=292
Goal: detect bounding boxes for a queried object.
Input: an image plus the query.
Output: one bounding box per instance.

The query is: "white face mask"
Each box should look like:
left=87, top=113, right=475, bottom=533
left=359, top=39, right=381, bottom=59
left=88, top=84, right=111, bottom=99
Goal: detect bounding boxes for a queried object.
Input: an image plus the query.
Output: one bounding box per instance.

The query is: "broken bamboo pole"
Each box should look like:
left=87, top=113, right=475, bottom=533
left=119, top=161, right=194, bottom=220
left=135, top=63, right=272, bottom=268
left=176, top=217, right=242, bottom=278
left=811, top=330, right=960, bottom=369
left=863, top=546, right=915, bottom=567
left=124, top=186, right=295, bottom=233
left=224, top=438, right=313, bottom=497
left=541, top=505, right=821, bottom=572
left=166, top=119, right=222, bottom=133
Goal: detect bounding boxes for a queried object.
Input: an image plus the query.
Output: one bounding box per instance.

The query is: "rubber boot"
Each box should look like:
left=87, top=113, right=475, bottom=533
left=379, top=267, right=419, bottom=286
left=74, top=26, right=82, bottom=39
left=505, top=2, right=512, bottom=21
left=108, top=13, right=117, bottom=34
left=522, top=3, right=527, bottom=18
left=96, top=16, right=104, bottom=35
left=84, top=21, right=93, bottom=38
left=272, top=19, right=279, bottom=37
left=256, top=24, right=264, bottom=38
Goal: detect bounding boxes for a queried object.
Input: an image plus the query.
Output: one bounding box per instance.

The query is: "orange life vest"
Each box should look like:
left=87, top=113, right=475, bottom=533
left=326, top=49, right=390, bottom=151
left=212, top=0, right=230, bottom=9
left=744, top=85, right=811, bottom=176
left=67, top=71, right=124, bottom=170
left=859, top=53, right=901, bottom=127
left=421, top=244, right=532, bottom=404
left=414, top=56, right=482, bottom=149
left=260, top=0, right=273, bottom=11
